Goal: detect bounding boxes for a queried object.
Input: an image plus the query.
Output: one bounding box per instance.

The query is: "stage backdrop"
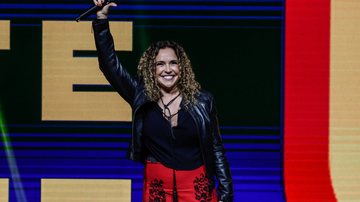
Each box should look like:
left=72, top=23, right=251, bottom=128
left=2, top=0, right=360, bottom=202
left=285, top=0, right=360, bottom=202
left=0, top=0, right=284, bottom=201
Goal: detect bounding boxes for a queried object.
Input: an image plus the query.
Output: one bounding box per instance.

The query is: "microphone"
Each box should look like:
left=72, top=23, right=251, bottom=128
left=75, top=0, right=112, bottom=22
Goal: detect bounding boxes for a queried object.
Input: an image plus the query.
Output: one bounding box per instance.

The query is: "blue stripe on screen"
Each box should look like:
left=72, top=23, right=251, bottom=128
left=0, top=4, right=282, bottom=11
left=0, top=14, right=282, bottom=20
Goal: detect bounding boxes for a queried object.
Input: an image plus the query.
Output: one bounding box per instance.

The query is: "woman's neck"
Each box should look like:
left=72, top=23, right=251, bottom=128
left=160, top=88, right=179, bottom=99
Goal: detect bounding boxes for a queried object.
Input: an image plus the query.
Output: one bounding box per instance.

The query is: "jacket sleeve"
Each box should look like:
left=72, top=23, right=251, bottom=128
left=210, top=97, right=234, bottom=202
left=92, top=19, right=137, bottom=105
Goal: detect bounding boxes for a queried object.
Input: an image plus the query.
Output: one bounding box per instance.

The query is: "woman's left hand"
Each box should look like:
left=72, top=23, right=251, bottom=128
left=93, top=0, right=117, bottom=19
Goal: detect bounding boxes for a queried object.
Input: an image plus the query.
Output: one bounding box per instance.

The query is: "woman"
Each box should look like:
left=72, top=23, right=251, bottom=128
left=92, top=1, right=233, bottom=201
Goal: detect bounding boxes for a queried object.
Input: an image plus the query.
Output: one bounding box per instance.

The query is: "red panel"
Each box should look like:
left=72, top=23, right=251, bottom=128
left=284, top=0, right=336, bottom=201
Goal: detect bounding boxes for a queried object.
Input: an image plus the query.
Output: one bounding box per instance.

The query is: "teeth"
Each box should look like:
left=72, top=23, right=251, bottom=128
left=163, top=75, right=173, bottom=80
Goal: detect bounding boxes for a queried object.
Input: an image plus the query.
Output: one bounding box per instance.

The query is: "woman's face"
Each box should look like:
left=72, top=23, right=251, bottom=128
left=155, top=47, right=180, bottom=93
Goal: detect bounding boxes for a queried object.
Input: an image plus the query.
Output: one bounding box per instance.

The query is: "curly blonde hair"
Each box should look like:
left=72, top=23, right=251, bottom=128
left=137, top=41, right=201, bottom=106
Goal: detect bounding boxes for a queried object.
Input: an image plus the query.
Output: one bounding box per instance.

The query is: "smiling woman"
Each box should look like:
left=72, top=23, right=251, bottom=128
left=92, top=0, right=233, bottom=201
left=137, top=40, right=201, bottom=107
left=137, top=41, right=201, bottom=127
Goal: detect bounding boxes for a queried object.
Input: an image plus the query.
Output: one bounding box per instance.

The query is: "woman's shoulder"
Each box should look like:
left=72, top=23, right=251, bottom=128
left=196, top=89, right=214, bottom=103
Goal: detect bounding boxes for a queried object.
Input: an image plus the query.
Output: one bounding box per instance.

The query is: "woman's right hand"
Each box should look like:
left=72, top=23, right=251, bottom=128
left=93, top=0, right=117, bottom=19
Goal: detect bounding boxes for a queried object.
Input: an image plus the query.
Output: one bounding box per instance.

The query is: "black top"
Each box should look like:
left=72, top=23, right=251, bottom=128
left=143, top=102, right=203, bottom=170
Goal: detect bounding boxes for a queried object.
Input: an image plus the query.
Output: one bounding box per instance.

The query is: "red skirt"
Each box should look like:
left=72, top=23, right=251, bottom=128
left=143, top=161, right=217, bottom=202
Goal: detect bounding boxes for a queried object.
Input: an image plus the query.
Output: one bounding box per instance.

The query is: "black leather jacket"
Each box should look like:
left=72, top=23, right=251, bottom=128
left=93, top=19, right=233, bottom=201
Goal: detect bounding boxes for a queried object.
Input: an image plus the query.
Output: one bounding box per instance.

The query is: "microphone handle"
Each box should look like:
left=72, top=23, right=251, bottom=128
left=76, top=0, right=110, bottom=22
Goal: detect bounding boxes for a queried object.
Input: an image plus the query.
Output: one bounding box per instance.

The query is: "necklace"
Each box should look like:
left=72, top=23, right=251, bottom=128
left=160, top=93, right=181, bottom=121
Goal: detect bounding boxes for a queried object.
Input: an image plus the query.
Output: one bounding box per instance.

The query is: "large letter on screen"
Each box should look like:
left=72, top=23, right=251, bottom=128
left=42, top=21, right=132, bottom=121
left=0, top=20, right=10, bottom=50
